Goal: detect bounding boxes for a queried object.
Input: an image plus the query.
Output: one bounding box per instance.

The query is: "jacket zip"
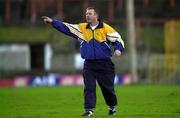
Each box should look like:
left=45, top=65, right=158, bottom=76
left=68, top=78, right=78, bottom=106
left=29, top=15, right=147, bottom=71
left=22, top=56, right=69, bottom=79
left=92, top=30, right=96, bottom=59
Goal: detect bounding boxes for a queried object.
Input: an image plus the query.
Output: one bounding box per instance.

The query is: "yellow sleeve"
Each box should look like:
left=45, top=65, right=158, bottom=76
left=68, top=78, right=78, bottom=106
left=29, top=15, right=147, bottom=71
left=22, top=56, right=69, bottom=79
left=104, top=23, right=125, bottom=48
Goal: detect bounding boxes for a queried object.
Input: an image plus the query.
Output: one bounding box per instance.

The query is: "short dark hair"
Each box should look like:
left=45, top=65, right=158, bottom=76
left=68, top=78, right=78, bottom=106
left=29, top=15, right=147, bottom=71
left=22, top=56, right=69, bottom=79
left=86, top=7, right=99, bottom=15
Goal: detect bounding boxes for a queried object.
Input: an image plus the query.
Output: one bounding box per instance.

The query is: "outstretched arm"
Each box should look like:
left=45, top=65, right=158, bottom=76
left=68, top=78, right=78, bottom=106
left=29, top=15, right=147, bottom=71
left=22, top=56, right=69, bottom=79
left=42, top=16, right=79, bottom=39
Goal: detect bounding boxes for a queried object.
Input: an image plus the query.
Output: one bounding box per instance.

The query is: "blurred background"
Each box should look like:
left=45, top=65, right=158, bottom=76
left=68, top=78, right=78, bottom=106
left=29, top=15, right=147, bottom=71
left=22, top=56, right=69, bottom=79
left=0, top=0, right=180, bottom=87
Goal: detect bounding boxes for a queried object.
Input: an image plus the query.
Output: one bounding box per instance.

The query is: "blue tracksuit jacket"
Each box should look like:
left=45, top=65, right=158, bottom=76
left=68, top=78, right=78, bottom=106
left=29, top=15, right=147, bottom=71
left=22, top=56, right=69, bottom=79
left=52, top=20, right=125, bottom=60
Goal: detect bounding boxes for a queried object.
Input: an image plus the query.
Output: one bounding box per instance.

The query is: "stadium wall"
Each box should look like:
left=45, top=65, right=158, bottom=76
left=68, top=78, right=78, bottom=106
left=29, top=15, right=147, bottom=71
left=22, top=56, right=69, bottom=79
left=0, top=73, right=131, bottom=87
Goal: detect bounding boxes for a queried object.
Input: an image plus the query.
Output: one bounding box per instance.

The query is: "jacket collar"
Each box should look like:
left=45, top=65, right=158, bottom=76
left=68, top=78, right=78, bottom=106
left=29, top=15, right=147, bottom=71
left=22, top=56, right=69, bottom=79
left=86, top=20, right=103, bottom=29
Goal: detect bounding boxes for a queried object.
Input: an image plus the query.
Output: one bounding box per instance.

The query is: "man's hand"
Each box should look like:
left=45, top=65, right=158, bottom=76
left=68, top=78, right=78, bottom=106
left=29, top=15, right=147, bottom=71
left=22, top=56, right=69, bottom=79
left=114, top=50, right=121, bottom=57
left=42, top=16, right=53, bottom=24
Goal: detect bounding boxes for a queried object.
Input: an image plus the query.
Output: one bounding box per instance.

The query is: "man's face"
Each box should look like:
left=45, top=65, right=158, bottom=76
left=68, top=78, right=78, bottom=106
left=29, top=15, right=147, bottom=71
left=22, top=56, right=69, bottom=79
left=86, top=9, right=98, bottom=23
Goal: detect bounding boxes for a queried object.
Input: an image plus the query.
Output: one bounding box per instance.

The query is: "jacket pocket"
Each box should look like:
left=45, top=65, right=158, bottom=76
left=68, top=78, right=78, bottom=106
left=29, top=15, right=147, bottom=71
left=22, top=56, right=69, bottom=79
left=80, top=41, right=94, bottom=59
left=95, top=42, right=112, bottom=58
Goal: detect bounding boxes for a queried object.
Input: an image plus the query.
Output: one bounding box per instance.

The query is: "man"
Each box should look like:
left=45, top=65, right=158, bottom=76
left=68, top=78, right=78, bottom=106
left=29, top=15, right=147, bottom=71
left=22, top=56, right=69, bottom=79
left=42, top=7, right=124, bottom=116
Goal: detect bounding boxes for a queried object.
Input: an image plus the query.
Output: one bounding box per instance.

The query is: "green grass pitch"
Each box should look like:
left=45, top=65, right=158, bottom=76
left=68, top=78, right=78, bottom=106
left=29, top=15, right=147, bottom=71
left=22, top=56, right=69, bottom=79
left=0, top=85, right=180, bottom=118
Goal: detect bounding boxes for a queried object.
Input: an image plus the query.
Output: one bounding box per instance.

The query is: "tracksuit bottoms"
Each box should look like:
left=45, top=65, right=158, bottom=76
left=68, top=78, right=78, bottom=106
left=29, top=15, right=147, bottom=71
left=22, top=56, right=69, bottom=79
left=83, top=59, right=117, bottom=110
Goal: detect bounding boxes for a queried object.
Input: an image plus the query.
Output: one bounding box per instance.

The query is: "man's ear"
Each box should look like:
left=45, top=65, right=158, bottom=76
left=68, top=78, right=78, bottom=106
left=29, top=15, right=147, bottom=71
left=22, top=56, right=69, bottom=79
left=95, top=13, right=99, bottom=19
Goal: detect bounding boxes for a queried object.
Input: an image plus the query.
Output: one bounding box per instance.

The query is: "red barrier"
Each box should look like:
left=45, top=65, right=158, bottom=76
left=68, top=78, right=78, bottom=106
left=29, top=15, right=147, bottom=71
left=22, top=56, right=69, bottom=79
left=0, top=79, right=14, bottom=87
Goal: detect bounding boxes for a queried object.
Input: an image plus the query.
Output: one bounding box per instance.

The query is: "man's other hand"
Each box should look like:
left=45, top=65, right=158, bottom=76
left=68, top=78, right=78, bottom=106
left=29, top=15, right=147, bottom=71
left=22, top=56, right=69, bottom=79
left=114, top=50, right=121, bottom=57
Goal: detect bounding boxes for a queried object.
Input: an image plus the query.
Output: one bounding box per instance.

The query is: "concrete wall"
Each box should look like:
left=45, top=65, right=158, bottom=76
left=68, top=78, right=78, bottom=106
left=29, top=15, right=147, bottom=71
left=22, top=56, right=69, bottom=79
left=0, top=44, right=30, bottom=70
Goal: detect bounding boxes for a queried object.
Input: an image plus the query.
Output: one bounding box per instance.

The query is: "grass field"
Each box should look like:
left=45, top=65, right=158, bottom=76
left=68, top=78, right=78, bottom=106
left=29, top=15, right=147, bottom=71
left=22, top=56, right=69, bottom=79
left=0, top=85, right=180, bottom=118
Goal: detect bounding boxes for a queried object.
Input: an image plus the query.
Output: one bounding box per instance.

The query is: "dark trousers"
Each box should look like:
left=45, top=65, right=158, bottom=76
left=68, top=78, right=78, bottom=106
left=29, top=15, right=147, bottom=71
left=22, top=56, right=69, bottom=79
left=83, top=59, right=117, bottom=109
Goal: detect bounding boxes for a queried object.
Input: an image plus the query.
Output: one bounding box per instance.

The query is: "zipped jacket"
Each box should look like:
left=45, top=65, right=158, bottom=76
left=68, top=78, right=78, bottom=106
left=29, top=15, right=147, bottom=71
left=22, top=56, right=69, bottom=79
left=52, top=20, right=125, bottom=60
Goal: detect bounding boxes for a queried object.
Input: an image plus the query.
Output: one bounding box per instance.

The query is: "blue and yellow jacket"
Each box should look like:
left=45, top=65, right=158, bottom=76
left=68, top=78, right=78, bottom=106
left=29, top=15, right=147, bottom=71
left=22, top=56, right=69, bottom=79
left=52, top=20, right=125, bottom=60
